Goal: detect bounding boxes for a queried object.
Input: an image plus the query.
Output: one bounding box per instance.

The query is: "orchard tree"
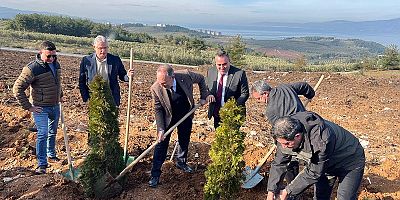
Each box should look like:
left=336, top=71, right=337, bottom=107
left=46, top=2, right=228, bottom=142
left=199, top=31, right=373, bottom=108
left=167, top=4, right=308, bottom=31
left=79, top=76, right=125, bottom=197
left=204, top=99, right=246, bottom=200
left=227, top=35, right=246, bottom=67
left=382, top=44, right=400, bottom=68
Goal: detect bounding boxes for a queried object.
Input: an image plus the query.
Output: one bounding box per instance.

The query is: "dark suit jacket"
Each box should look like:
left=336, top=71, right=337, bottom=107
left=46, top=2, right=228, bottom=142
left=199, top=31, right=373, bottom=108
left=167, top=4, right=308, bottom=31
left=78, top=53, right=127, bottom=106
left=206, top=65, right=249, bottom=118
left=151, top=70, right=209, bottom=132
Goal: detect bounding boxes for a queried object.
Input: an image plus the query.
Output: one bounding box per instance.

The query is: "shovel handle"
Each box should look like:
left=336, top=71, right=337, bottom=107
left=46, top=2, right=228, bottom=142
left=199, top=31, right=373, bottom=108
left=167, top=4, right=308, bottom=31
left=252, top=144, right=276, bottom=175
left=304, top=75, right=324, bottom=107
left=124, top=48, right=134, bottom=161
left=60, top=104, right=74, bottom=180
left=116, top=104, right=202, bottom=180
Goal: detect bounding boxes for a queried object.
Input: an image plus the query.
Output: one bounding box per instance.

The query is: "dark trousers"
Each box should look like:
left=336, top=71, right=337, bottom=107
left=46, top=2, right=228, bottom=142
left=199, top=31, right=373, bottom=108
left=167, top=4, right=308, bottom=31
left=151, top=116, right=193, bottom=177
left=213, top=114, right=221, bottom=129
left=313, top=165, right=365, bottom=200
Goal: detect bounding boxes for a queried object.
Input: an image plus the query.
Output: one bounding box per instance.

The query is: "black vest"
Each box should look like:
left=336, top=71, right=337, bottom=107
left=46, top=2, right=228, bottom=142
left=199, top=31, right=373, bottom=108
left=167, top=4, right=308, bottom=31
left=169, top=83, right=190, bottom=120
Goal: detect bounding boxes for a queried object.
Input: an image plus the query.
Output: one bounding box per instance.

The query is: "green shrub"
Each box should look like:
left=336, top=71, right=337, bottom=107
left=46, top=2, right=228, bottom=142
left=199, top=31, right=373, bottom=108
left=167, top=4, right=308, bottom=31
left=79, top=76, right=125, bottom=197
left=204, top=99, right=246, bottom=200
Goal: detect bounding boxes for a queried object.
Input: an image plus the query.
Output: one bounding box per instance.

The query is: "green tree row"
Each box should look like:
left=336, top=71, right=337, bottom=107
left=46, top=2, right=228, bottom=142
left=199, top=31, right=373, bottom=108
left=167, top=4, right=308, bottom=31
left=6, top=14, right=156, bottom=43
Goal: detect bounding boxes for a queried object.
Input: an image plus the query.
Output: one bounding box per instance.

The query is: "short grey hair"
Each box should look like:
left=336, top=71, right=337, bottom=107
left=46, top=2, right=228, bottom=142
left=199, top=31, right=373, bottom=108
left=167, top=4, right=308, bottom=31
left=271, top=116, right=304, bottom=140
left=157, top=64, right=174, bottom=77
left=251, top=80, right=272, bottom=94
left=93, top=35, right=108, bottom=46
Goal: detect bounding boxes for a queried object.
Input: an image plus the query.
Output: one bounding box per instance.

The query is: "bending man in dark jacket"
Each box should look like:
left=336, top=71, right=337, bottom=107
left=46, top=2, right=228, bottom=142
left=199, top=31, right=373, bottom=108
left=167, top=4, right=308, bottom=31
left=78, top=35, right=134, bottom=106
left=251, top=80, right=315, bottom=182
left=267, top=112, right=365, bottom=200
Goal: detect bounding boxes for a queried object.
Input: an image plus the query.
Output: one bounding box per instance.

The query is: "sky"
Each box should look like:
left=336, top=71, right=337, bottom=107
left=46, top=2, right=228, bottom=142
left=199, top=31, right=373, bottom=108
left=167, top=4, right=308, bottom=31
left=1, top=0, right=400, bottom=26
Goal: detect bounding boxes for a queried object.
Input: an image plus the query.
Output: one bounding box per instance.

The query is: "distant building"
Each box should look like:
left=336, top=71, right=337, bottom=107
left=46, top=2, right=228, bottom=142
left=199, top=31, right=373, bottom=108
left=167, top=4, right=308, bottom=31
left=156, top=23, right=166, bottom=27
left=197, top=29, right=222, bottom=36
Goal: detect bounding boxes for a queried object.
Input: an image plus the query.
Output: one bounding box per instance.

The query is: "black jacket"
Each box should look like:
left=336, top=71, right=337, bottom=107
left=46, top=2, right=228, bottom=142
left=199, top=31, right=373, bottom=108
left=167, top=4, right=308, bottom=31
left=267, top=111, right=365, bottom=196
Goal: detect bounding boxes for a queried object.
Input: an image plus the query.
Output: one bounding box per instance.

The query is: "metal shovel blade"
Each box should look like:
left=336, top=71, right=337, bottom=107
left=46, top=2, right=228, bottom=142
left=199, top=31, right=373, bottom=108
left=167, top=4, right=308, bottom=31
left=125, top=156, right=136, bottom=166
left=242, top=166, right=264, bottom=189
left=94, top=172, right=123, bottom=199
left=61, top=166, right=80, bottom=182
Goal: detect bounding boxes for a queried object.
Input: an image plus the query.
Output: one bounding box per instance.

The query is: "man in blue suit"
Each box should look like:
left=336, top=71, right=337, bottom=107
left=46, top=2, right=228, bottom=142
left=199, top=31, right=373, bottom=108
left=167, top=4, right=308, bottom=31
left=78, top=35, right=134, bottom=106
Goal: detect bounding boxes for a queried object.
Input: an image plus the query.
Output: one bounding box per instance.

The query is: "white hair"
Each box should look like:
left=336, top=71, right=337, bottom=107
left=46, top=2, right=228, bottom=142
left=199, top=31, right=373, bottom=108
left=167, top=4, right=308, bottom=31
left=93, top=35, right=108, bottom=46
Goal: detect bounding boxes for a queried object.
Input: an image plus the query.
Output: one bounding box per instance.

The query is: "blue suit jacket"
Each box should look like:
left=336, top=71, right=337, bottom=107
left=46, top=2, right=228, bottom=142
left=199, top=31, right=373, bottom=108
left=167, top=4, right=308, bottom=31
left=78, top=53, right=127, bottom=106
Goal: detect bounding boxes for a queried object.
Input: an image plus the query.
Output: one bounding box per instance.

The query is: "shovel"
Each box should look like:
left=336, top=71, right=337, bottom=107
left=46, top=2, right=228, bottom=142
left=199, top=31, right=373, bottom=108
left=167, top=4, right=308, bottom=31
left=94, top=104, right=202, bottom=199
left=241, top=74, right=325, bottom=188
left=123, top=48, right=136, bottom=166
left=60, top=104, right=80, bottom=181
left=242, top=144, right=276, bottom=189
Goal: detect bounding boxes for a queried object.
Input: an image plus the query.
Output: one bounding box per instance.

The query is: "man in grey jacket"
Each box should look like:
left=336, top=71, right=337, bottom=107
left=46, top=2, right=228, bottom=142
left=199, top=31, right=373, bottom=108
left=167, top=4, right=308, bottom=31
left=252, top=80, right=315, bottom=183
left=267, top=111, right=365, bottom=200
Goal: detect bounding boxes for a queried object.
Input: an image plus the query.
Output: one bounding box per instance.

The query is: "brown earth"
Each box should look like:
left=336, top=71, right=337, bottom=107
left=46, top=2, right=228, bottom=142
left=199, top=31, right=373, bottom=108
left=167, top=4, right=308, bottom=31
left=0, top=49, right=399, bottom=200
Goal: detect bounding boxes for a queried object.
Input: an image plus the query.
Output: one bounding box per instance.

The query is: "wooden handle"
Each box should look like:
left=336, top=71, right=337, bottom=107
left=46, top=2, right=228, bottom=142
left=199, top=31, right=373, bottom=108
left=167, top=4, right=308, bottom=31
left=304, top=74, right=325, bottom=107
left=60, top=104, right=74, bottom=180
left=116, top=104, right=201, bottom=180
left=252, top=144, right=276, bottom=174
left=124, top=48, right=134, bottom=160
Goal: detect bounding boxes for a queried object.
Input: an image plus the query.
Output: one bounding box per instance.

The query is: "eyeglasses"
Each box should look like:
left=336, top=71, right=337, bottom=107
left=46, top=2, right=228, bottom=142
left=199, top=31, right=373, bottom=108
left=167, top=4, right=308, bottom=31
left=46, top=55, right=57, bottom=59
left=216, top=63, right=228, bottom=67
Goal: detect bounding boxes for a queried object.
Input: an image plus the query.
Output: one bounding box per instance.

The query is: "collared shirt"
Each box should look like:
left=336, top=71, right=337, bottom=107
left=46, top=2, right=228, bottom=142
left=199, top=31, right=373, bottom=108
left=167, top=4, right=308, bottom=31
left=172, top=78, right=177, bottom=92
left=96, top=57, right=109, bottom=82
left=48, top=62, right=56, bottom=77
left=216, top=73, right=228, bottom=106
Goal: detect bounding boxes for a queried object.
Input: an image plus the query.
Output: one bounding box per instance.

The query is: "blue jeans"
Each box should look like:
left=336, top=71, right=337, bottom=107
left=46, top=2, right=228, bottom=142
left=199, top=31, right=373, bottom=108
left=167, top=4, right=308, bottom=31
left=32, top=104, right=60, bottom=167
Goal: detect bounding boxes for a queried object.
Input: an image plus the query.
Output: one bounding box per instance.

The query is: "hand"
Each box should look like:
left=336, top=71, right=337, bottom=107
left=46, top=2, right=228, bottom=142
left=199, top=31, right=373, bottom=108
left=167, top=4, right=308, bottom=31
left=278, top=189, right=288, bottom=200
left=157, top=130, right=165, bottom=143
left=128, top=69, right=134, bottom=77
left=206, top=95, right=215, bottom=103
left=29, top=106, right=43, bottom=114
left=199, top=99, right=207, bottom=106
left=267, top=192, right=275, bottom=200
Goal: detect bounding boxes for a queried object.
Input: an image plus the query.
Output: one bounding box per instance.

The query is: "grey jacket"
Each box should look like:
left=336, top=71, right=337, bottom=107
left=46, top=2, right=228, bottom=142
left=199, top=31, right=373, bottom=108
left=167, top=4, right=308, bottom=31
left=266, top=82, right=315, bottom=124
left=267, top=111, right=365, bottom=196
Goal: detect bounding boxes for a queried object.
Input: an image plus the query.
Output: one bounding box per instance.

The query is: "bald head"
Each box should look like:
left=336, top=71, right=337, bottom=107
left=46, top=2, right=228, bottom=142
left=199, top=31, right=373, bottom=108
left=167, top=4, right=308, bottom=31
left=156, top=64, right=174, bottom=88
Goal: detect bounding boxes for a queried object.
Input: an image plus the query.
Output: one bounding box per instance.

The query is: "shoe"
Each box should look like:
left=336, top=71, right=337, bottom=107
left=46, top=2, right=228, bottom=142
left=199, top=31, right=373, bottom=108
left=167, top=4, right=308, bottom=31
left=176, top=162, right=193, bottom=173
left=35, top=166, right=46, bottom=174
left=148, top=176, right=160, bottom=188
left=48, top=156, right=61, bottom=163
left=28, top=124, right=38, bottom=132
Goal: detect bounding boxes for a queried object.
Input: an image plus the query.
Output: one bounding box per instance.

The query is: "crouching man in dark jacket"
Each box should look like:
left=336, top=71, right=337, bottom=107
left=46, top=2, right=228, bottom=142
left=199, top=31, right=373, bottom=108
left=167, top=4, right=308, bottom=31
left=267, top=111, right=365, bottom=200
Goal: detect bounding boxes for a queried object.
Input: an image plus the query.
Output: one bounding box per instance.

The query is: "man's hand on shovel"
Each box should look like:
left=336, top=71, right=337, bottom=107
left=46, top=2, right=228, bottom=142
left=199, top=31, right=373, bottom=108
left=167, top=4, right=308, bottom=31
left=200, top=99, right=207, bottom=106
left=157, top=130, right=165, bottom=143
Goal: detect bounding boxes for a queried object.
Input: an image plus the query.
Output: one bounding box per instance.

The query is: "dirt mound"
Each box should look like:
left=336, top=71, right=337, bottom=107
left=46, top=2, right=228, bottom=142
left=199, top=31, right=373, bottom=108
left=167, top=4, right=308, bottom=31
left=1, top=49, right=399, bottom=199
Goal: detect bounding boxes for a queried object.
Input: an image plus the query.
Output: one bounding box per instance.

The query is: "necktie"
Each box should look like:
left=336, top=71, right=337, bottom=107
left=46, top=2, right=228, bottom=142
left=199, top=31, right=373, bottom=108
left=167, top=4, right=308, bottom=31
left=214, top=74, right=224, bottom=115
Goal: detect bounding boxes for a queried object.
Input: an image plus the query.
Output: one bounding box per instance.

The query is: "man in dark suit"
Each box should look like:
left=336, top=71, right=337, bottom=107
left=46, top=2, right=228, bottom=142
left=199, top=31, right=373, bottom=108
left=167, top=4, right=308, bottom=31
left=78, top=35, right=134, bottom=106
left=206, top=50, right=249, bottom=128
left=149, top=64, right=209, bottom=188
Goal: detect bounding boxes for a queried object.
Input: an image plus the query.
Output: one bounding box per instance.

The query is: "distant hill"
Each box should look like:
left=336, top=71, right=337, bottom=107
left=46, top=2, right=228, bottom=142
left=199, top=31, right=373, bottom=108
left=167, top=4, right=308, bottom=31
left=0, top=7, right=389, bottom=61
left=0, top=6, right=54, bottom=18
left=245, top=36, right=386, bottom=61
left=121, top=23, right=211, bottom=38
